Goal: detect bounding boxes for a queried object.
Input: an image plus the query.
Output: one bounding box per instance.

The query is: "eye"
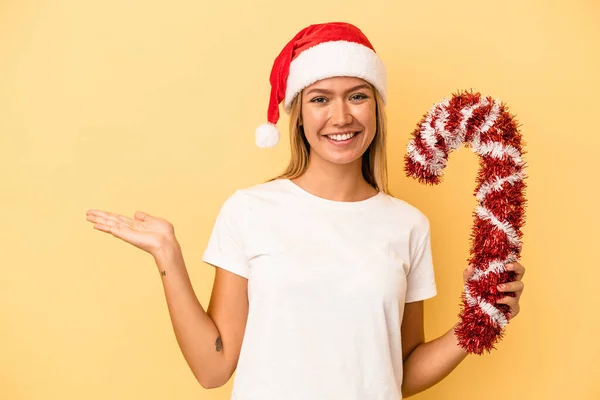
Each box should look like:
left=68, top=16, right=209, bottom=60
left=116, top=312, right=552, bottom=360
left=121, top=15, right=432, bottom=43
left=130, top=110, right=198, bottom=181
left=351, top=93, right=368, bottom=101
left=309, top=97, right=327, bottom=103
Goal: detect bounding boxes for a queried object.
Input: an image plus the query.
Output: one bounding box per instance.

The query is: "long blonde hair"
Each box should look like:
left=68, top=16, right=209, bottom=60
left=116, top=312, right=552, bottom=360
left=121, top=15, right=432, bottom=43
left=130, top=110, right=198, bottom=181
left=269, top=87, right=390, bottom=194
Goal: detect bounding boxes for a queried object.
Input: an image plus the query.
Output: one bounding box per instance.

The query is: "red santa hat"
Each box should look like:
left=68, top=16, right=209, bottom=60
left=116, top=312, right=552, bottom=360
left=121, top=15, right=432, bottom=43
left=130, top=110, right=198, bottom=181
left=255, top=22, right=388, bottom=148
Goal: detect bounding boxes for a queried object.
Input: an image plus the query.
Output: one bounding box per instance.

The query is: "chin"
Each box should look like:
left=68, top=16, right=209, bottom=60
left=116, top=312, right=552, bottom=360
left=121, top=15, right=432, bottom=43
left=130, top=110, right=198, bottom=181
left=320, top=152, right=364, bottom=166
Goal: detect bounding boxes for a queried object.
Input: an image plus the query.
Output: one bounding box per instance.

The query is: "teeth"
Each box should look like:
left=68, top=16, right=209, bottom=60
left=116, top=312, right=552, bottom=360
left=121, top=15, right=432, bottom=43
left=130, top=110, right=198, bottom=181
left=327, top=132, right=357, bottom=141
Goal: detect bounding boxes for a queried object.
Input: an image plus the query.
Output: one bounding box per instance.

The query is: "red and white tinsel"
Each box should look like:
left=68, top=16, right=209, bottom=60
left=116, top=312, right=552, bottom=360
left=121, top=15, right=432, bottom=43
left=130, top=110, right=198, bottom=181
left=404, top=91, right=527, bottom=355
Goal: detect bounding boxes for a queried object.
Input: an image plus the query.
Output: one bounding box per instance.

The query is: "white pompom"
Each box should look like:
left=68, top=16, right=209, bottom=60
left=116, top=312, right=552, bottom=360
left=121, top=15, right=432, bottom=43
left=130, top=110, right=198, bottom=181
left=255, top=122, right=280, bottom=148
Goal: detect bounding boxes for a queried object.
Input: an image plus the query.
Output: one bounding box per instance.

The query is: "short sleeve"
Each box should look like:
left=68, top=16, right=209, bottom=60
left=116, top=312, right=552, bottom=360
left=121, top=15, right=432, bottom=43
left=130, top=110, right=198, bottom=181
left=405, top=219, right=437, bottom=303
left=202, top=191, right=250, bottom=279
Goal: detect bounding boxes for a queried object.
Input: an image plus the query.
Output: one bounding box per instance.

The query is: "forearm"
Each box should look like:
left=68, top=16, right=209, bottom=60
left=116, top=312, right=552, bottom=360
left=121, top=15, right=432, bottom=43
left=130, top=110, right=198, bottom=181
left=154, top=243, right=226, bottom=388
left=401, top=323, right=468, bottom=398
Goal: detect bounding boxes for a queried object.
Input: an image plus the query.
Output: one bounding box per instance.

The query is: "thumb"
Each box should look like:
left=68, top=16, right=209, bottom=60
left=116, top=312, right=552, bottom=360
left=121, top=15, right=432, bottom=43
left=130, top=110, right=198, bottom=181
left=134, top=211, right=151, bottom=221
left=464, top=264, right=475, bottom=282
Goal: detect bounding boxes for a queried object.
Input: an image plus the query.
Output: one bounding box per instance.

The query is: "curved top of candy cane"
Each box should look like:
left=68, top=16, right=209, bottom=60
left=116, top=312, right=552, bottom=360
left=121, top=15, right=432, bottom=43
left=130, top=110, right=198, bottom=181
left=404, top=91, right=524, bottom=185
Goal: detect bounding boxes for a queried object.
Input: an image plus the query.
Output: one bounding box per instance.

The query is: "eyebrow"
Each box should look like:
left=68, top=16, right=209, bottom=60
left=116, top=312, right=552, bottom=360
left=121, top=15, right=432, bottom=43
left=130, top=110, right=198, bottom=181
left=305, top=83, right=372, bottom=96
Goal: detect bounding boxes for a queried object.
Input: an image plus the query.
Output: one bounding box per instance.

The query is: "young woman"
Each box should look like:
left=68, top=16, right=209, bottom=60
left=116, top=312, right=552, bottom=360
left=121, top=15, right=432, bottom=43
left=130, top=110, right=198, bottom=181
left=86, top=22, right=525, bottom=399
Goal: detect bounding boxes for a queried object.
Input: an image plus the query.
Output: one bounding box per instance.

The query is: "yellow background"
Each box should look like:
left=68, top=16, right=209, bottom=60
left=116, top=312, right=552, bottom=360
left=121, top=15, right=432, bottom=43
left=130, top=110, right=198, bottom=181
left=1, top=0, right=598, bottom=399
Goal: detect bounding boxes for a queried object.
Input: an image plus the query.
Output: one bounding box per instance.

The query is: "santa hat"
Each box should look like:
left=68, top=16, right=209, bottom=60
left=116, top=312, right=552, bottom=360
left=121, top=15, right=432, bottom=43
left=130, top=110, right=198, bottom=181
left=255, top=22, right=388, bottom=148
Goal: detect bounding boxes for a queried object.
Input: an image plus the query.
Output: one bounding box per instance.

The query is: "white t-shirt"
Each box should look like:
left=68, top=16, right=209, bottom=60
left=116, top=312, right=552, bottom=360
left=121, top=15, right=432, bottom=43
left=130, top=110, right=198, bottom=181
left=202, top=178, right=437, bottom=400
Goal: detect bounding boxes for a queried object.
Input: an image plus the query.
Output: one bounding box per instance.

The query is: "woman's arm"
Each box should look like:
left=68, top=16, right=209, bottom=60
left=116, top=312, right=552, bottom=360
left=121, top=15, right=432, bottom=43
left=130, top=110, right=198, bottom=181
left=400, top=302, right=467, bottom=398
left=400, top=262, right=525, bottom=398
left=155, top=243, right=249, bottom=389
left=85, top=209, right=249, bottom=389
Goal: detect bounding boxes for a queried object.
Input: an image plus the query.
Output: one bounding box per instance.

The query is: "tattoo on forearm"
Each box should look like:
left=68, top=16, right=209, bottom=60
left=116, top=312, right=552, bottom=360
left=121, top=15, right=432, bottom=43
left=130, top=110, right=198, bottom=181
left=161, top=271, right=166, bottom=276
left=215, top=336, right=223, bottom=352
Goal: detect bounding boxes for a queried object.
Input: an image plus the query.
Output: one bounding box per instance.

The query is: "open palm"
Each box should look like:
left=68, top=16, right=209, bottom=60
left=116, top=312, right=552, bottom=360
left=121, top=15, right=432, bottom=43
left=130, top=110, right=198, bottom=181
left=86, top=209, right=175, bottom=256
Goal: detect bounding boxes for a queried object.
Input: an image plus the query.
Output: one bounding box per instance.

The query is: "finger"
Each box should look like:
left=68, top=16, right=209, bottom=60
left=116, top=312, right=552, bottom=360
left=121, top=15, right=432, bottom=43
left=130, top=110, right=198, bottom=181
left=496, top=295, right=518, bottom=307
left=86, top=213, right=126, bottom=229
left=90, top=218, right=120, bottom=233
left=497, top=281, right=524, bottom=294
left=496, top=296, right=520, bottom=319
left=463, top=264, right=475, bottom=282
left=93, top=219, right=130, bottom=239
left=86, top=209, right=123, bottom=224
left=116, top=215, right=135, bottom=224
left=87, top=210, right=139, bottom=230
left=506, top=304, right=520, bottom=319
left=506, top=262, right=525, bottom=280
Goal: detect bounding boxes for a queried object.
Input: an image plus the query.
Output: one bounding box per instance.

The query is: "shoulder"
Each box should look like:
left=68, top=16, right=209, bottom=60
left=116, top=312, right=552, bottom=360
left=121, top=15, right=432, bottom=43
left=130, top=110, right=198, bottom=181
left=221, top=179, right=291, bottom=210
left=375, top=194, right=433, bottom=253
left=236, top=178, right=288, bottom=197
left=232, top=179, right=293, bottom=204
left=377, top=192, right=430, bottom=230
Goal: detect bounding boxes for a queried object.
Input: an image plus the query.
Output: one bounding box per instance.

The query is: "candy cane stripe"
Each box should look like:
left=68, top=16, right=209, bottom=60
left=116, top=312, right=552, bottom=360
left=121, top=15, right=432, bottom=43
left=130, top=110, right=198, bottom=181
left=472, top=141, right=524, bottom=166
left=479, top=99, right=501, bottom=134
left=476, top=171, right=527, bottom=202
left=464, top=288, right=509, bottom=328
left=471, top=252, right=519, bottom=281
left=471, top=99, right=501, bottom=149
left=406, top=141, right=442, bottom=176
left=421, top=106, right=447, bottom=172
left=476, top=206, right=521, bottom=248
left=459, top=97, right=489, bottom=135
left=472, top=260, right=506, bottom=281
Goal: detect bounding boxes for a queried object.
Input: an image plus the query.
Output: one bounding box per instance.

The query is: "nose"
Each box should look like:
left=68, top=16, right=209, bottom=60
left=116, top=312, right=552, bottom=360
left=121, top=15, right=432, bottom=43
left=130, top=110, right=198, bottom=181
left=331, top=99, right=353, bottom=127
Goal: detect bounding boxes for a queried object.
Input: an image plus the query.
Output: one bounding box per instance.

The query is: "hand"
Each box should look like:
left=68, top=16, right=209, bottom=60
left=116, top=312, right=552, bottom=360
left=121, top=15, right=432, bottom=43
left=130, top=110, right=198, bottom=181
left=463, top=262, right=525, bottom=320
left=86, top=209, right=177, bottom=257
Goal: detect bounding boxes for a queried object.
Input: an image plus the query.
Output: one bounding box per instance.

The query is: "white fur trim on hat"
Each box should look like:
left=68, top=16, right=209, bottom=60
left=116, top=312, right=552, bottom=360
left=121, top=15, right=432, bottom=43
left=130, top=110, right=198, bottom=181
left=283, top=40, right=387, bottom=111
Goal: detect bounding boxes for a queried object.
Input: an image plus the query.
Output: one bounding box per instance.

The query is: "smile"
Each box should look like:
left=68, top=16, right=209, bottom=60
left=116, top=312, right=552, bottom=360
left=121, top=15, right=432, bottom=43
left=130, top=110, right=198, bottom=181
left=324, top=131, right=360, bottom=144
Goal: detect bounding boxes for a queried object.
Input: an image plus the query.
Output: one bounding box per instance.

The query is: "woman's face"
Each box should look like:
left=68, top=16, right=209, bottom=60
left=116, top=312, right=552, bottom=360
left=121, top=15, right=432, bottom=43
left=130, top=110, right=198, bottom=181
left=300, top=76, right=377, bottom=167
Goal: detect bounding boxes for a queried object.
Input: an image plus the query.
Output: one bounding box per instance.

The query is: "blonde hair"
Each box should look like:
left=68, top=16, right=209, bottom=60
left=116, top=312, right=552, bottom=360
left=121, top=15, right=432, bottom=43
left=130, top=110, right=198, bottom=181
left=269, top=87, right=390, bottom=194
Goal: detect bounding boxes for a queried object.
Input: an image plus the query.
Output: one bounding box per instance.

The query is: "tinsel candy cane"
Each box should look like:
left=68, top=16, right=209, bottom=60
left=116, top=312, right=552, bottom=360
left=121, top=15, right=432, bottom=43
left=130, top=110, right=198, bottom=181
left=404, top=91, right=527, bottom=355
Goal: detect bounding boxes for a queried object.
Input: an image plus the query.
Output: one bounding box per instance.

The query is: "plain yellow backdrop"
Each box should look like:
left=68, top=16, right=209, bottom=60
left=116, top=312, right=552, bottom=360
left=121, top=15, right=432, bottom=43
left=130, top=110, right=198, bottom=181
left=1, top=0, right=598, bottom=399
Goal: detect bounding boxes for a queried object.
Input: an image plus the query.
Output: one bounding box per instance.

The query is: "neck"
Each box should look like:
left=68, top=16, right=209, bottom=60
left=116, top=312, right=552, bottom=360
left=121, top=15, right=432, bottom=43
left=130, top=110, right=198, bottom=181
left=291, top=156, right=377, bottom=202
